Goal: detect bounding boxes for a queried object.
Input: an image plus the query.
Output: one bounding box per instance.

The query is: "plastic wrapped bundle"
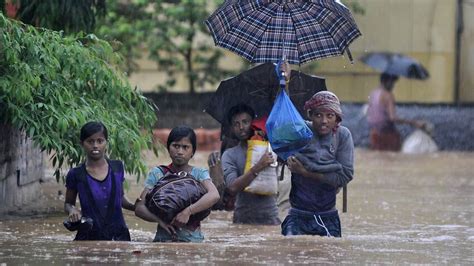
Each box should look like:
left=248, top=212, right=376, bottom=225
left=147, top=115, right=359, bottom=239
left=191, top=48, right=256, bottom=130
left=266, top=90, right=313, bottom=160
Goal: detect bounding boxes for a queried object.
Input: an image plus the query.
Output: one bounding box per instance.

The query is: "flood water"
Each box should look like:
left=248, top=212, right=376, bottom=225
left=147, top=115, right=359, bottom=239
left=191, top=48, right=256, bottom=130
left=0, top=149, right=473, bottom=264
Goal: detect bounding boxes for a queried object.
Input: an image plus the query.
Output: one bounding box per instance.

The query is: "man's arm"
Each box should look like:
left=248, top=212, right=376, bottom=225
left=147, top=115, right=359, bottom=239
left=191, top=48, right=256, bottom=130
left=288, top=128, right=354, bottom=188
left=222, top=151, right=275, bottom=196
left=321, top=129, right=354, bottom=187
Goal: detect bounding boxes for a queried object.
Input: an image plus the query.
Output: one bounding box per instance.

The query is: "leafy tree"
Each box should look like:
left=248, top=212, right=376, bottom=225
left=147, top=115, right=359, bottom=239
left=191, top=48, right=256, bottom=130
left=146, top=0, right=232, bottom=93
left=0, top=13, right=157, bottom=181
left=13, top=0, right=106, bottom=34
left=95, top=0, right=153, bottom=76
left=342, top=0, right=366, bottom=16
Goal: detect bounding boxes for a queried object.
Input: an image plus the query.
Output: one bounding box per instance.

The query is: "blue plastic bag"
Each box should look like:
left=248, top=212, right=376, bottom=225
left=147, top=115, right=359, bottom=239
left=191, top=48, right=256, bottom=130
left=265, top=89, right=313, bottom=160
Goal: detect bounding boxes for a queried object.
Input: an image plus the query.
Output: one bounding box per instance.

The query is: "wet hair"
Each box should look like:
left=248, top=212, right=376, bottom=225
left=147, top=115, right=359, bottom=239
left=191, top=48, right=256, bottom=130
left=380, top=73, right=399, bottom=84
left=80, top=121, right=108, bottom=142
left=226, top=104, right=255, bottom=124
left=167, top=126, right=197, bottom=154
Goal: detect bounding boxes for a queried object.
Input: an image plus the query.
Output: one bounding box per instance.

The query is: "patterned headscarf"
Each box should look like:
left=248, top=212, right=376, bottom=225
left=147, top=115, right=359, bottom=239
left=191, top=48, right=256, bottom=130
left=304, top=91, right=343, bottom=122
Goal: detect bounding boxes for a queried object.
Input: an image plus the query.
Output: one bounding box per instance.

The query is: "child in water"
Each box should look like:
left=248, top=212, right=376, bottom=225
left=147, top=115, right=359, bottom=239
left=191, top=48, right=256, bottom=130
left=64, top=121, right=135, bottom=241
left=134, top=126, right=220, bottom=242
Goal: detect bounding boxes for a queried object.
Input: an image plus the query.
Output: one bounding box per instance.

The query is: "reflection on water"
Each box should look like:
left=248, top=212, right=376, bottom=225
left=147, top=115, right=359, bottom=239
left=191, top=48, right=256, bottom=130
left=0, top=149, right=473, bottom=264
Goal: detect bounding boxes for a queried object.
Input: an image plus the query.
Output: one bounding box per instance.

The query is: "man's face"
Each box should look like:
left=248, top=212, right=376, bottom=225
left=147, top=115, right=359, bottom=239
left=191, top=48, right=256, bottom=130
left=231, top=112, right=253, bottom=141
left=308, top=109, right=338, bottom=135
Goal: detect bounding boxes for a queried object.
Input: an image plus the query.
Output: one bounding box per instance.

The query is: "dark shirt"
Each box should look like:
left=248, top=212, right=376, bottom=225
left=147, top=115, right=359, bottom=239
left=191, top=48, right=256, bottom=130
left=290, top=126, right=354, bottom=212
left=65, top=162, right=129, bottom=240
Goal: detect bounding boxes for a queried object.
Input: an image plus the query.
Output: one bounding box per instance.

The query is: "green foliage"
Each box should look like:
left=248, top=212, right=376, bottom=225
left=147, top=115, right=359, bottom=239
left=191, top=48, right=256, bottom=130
left=146, top=0, right=233, bottom=93
left=342, top=0, right=366, bottom=16
left=15, top=0, right=106, bottom=34
left=95, top=0, right=153, bottom=76
left=0, top=13, right=158, bottom=182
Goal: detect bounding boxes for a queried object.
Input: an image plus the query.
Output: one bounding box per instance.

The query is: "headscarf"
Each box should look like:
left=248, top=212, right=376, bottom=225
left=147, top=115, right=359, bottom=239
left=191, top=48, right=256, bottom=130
left=304, top=91, right=343, bottom=122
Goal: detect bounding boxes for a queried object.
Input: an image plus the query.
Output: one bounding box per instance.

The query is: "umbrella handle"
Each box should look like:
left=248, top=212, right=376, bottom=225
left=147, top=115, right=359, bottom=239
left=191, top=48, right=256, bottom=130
left=275, top=60, right=290, bottom=93
left=346, top=48, right=354, bottom=64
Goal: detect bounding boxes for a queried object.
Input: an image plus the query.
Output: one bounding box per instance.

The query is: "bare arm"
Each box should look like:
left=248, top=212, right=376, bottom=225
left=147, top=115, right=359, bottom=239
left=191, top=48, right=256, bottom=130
left=208, top=151, right=225, bottom=187
left=134, top=188, right=176, bottom=235
left=134, top=189, right=162, bottom=222
left=172, top=179, right=220, bottom=227
left=64, top=188, right=81, bottom=222
left=226, top=151, right=275, bottom=196
left=288, top=128, right=354, bottom=188
left=386, top=93, right=423, bottom=128
left=121, top=195, right=135, bottom=211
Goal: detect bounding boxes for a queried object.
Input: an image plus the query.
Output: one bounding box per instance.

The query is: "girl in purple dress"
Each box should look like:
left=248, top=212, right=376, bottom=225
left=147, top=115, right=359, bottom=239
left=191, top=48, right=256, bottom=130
left=64, top=121, right=135, bottom=241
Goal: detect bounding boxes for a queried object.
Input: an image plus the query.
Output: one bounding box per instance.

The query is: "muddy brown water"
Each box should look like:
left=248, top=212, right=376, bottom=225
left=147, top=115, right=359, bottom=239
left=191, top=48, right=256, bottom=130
left=0, top=149, right=473, bottom=264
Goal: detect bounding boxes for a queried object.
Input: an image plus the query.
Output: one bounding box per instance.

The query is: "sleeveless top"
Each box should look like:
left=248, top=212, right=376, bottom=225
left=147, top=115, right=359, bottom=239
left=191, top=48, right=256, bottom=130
left=367, top=88, right=396, bottom=132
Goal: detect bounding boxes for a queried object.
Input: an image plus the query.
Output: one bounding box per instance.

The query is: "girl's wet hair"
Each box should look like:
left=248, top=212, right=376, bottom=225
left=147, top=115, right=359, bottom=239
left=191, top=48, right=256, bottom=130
left=167, top=126, right=197, bottom=154
left=80, top=121, right=108, bottom=142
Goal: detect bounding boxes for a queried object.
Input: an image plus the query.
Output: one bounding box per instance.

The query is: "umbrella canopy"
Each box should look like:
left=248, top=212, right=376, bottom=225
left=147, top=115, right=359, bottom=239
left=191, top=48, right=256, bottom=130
left=205, top=63, right=327, bottom=128
left=205, top=0, right=361, bottom=65
left=359, top=52, right=430, bottom=80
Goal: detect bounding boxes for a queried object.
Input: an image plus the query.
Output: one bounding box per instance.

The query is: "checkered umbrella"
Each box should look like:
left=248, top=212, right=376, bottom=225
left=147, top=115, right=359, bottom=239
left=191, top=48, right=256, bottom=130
left=205, top=0, right=361, bottom=65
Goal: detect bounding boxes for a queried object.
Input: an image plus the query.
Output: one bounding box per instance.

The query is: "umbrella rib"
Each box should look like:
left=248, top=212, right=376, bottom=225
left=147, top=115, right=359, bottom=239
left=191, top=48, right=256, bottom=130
left=249, top=2, right=280, bottom=63
left=249, top=87, right=270, bottom=98
left=218, top=1, right=275, bottom=63
left=206, top=0, right=361, bottom=64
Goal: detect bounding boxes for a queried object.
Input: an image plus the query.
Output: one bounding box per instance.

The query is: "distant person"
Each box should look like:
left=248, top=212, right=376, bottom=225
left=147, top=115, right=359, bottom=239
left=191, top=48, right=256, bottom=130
left=64, top=121, right=135, bottom=241
left=135, top=126, right=220, bottom=242
left=220, top=104, right=280, bottom=225
left=283, top=91, right=354, bottom=237
left=367, top=73, right=425, bottom=151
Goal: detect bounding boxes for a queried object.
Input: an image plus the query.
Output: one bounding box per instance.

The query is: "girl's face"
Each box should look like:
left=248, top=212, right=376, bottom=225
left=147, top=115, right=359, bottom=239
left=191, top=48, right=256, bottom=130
left=81, top=131, right=107, bottom=161
left=308, top=109, right=338, bottom=135
left=168, top=137, right=194, bottom=167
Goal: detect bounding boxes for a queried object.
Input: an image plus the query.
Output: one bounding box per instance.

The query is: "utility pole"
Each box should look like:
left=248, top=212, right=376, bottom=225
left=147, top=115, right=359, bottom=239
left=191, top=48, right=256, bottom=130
left=454, top=0, right=464, bottom=105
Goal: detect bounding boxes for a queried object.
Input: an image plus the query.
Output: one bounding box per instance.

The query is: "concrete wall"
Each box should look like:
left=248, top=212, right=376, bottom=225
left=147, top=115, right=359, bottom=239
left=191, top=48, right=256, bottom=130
left=146, top=92, right=474, bottom=151
left=0, top=123, right=44, bottom=213
left=319, top=0, right=457, bottom=103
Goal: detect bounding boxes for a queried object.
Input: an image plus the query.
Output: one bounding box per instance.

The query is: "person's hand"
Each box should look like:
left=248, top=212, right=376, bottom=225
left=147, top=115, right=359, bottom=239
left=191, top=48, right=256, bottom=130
left=280, top=61, right=291, bottom=81
left=207, top=151, right=221, bottom=167
left=157, top=218, right=177, bottom=236
left=171, top=208, right=191, bottom=228
left=254, top=152, right=275, bottom=173
left=68, top=207, right=82, bottom=223
left=286, top=156, right=307, bottom=176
